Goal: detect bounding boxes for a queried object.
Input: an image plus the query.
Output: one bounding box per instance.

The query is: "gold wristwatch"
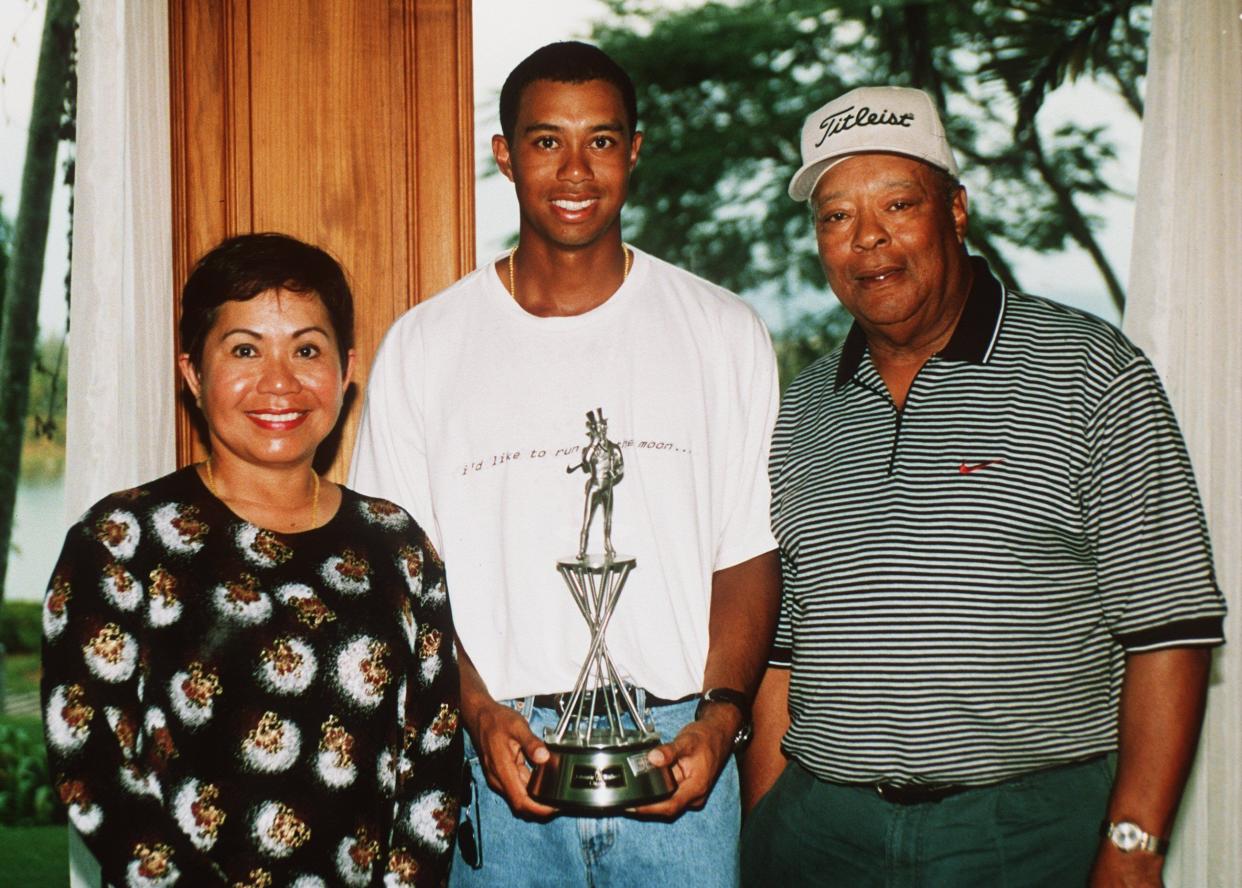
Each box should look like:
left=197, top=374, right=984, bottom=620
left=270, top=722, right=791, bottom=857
left=1101, top=820, right=1170, bottom=855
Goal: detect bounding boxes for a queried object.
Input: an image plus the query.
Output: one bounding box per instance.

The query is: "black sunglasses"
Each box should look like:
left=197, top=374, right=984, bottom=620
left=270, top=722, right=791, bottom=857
left=458, top=762, right=483, bottom=869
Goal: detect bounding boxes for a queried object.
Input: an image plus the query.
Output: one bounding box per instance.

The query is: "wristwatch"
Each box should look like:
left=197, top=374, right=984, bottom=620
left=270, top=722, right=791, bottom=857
left=1101, top=820, right=1170, bottom=855
left=695, top=687, right=753, bottom=751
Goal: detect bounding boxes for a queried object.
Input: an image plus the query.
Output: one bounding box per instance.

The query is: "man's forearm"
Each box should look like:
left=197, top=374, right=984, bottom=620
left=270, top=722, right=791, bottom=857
left=741, top=665, right=791, bottom=813
left=693, top=548, right=781, bottom=744
left=629, top=550, right=781, bottom=817
left=1107, top=646, right=1212, bottom=837
left=455, top=639, right=499, bottom=736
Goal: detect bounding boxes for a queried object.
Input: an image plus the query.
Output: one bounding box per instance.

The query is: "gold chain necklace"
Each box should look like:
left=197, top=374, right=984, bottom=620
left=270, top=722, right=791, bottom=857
left=202, top=458, right=320, bottom=530
left=507, top=242, right=632, bottom=300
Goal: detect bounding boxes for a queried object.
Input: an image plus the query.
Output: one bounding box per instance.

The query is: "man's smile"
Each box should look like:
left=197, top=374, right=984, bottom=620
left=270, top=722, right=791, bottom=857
left=552, top=198, right=598, bottom=211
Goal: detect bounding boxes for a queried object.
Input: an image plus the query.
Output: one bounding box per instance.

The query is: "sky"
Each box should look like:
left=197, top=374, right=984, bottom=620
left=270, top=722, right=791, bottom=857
left=0, top=0, right=1134, bottom=342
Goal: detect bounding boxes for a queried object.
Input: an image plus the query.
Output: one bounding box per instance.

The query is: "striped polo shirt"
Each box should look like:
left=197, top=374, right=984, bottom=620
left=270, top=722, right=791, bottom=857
left=769, top=258, right=1225, bottom=786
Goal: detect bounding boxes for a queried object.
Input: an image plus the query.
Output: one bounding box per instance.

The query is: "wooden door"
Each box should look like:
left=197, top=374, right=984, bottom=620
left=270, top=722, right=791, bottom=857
left=168, top=0, right=475, bottom=478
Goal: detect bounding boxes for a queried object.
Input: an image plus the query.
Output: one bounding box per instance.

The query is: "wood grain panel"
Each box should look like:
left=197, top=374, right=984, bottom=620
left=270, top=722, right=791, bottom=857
left=169, top=0, right=476, bottom=478
left=170, top=0, right=231, bottom=464
left=411, top=0, right=476, bottom=297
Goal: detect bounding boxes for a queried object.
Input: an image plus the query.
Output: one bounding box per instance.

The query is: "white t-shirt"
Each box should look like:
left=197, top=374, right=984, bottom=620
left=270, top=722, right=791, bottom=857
left=350, top=248, right=778, bottom=701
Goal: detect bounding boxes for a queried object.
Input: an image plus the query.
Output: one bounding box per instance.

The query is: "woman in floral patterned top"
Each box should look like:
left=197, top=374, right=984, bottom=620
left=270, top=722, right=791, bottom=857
left=41, top=234, right=461, bottom=887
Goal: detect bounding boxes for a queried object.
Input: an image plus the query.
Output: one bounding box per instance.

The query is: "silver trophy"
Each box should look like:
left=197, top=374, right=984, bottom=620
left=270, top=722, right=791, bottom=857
left=527, top=409, right=677, bottom=810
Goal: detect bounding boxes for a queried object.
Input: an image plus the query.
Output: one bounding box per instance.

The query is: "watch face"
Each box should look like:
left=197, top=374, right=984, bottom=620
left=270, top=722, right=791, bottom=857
left=1112, top=822, right=1144, bottom=852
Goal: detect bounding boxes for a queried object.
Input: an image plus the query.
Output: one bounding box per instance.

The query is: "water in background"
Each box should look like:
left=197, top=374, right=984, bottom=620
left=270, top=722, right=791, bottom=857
left=5, top=477, right=67, bottom=603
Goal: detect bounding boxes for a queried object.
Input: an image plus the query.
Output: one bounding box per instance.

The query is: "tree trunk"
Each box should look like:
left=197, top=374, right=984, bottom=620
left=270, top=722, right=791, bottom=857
left=898, top=3, right=946, bottom=106
left=0, top=0, right=78, bottom=619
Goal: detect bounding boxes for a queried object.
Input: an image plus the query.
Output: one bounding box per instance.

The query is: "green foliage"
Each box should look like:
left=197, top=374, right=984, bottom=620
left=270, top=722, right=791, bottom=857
left=0, top=718, right=62, bottom=827
left=594, top=2, right=856, bottom=300
left=0, top=823, right=68, bottom=887
left=1, top=601, right=42, bottom=655
left=26, top=334, right=68, bottom=446
left=775, top=305, right=854, bottom=390
left=590, top=0, right=1147, bottom=379
left=984, top=0, right=1149, bottom=125
left=3, top=652, right=42, bottom=699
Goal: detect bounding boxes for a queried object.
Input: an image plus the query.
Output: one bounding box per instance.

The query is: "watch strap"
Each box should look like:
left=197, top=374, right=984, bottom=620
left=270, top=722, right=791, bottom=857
left=695, top=687, right=753, bottom=750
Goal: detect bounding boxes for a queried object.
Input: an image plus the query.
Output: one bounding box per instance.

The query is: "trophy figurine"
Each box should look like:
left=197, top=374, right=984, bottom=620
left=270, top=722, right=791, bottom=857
left=527, top=409, right=677, bottom=810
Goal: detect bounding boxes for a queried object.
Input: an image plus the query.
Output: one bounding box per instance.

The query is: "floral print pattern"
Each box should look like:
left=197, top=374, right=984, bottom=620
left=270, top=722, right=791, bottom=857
left=41, top=467, right=460, bottom=886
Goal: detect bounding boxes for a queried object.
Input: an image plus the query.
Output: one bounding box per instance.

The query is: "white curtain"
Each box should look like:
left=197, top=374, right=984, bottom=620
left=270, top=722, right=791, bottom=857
left=66, top=1, right=173, bottom=884
left=1124, top=1, right=1242, bottom=885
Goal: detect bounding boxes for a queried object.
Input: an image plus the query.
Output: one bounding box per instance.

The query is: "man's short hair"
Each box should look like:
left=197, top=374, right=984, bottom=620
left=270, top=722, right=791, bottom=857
left=179, top=232, right=354, bottom=373
left=499, top=41, right=638, bottom=143
left=929, top=165, right=963, bottom=210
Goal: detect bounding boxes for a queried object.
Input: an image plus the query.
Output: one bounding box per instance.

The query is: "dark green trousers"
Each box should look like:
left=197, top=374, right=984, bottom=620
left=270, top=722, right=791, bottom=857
left=740, top=757, right=1113, bottom=888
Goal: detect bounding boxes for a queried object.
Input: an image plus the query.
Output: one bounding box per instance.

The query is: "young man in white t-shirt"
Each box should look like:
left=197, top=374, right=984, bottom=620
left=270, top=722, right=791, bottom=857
left=351, top=41, right=779, bottom=887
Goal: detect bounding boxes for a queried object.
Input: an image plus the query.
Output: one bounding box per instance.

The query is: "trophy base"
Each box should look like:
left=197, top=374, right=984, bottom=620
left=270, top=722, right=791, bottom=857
left=528, top=737, right=676, bottom=812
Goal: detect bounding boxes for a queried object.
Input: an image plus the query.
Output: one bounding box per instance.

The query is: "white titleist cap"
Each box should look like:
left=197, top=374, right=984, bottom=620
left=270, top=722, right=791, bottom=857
left=788, top=85, right=959, bottom=202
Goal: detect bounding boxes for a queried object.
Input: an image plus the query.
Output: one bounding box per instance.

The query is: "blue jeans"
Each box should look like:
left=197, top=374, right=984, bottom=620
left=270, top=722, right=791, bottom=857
left=741, top=756, right=1113, bottom=887
left=450, top=697, right=741, bottom=888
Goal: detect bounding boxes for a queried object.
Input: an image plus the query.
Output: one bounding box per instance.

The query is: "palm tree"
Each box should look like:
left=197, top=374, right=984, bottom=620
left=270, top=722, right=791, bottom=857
left=987, top=0, right=1147, bottom=129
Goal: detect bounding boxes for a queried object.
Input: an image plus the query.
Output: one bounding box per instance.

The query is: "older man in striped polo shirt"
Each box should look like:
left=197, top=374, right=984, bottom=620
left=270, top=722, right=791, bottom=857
left=740, top=86, right=1225, bottom=887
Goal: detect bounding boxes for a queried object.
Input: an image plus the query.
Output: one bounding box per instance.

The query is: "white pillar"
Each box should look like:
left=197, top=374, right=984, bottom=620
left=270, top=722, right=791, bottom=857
left=1123, top=2, right=1242, bottom=885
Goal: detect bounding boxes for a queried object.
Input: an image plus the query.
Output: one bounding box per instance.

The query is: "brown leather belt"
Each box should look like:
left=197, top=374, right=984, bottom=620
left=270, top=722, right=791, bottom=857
left=529, top=689, right=698, bottom=713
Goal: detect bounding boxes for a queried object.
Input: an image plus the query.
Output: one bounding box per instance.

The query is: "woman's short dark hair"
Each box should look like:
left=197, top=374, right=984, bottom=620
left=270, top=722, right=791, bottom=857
left=499, top=41, right=638, bottom=143
left=179, top=233, right=354, bottom=371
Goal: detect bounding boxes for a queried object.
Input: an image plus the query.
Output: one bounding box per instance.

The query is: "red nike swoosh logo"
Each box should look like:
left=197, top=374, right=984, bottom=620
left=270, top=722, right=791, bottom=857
left=959, top=459, right=1004, bottom=474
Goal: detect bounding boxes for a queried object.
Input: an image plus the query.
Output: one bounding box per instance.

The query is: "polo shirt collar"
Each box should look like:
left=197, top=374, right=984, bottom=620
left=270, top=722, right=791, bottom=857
left=833, top=256, right=1004, bottom=391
